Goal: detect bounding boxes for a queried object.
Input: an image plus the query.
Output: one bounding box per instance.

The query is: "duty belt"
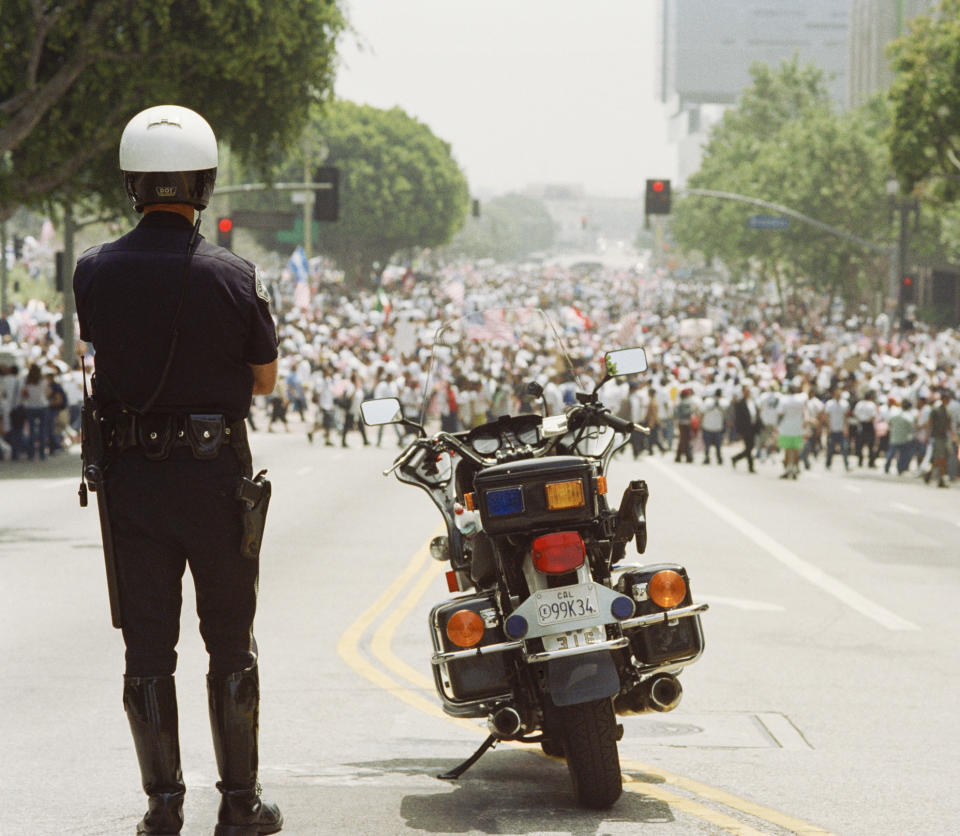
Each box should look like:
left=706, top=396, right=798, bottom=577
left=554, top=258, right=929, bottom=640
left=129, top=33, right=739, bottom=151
left=107, top=412, right=244, bottom=461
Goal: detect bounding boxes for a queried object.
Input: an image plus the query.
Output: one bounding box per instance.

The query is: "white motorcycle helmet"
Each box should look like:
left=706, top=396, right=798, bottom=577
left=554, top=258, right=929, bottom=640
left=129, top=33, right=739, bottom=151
left=119, top=105, right=218, bottom=212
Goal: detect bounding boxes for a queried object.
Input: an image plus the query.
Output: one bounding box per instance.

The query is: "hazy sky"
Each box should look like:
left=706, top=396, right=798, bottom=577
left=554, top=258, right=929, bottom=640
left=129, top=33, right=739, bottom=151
left=334, top=0, right=674, bottom=199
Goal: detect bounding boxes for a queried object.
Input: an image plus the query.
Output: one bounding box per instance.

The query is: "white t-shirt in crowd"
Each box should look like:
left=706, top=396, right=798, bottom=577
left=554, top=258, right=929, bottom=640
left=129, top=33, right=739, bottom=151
left=824, top=398, right=849, bottom=433
left=777, top=393, right=807, bottom=436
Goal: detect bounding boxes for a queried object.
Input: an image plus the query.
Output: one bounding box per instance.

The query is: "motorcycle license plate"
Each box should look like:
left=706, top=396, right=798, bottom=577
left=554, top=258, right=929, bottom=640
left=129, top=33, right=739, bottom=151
left=542, top=625, right=604, bottom=652
left=535, top=584, right=599, bottom=627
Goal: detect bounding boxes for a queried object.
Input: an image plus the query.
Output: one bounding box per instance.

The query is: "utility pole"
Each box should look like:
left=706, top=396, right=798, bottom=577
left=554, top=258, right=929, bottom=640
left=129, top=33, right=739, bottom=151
left=1, top=221, right=7, bottom=315
left=302, top=147, right=312, bottom=260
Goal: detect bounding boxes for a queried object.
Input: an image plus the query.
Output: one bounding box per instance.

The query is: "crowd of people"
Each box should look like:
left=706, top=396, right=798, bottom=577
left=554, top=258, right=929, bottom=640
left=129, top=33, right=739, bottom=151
left=2, top=257, right=959, bottom=486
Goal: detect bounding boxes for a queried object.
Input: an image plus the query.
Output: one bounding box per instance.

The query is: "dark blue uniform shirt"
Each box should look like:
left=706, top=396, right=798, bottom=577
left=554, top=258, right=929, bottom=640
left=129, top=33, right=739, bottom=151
left=73, top=211, right=278, bottom=421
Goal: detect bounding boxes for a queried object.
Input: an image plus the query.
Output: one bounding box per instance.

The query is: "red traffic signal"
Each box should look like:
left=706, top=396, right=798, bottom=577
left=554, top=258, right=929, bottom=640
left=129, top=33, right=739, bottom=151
left=901, top=276, right=915, bottom=303
left=645, top=179, right=671, bottom=215
left=217, top=217, right=233, bottom=249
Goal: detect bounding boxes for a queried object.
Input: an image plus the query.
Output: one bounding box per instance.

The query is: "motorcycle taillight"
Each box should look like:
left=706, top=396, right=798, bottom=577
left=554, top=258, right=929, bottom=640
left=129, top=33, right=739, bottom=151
left=532, top=531, right=585, bottom=574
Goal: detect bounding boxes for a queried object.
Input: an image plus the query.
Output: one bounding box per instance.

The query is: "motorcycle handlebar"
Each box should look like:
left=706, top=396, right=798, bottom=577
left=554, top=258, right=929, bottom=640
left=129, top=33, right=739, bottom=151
left=601, top=412, right=636, bottom=435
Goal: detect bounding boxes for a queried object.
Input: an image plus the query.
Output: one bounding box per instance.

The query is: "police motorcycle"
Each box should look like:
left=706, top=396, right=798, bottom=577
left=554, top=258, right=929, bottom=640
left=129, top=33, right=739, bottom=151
left=361, top=308, right=707, bottom=809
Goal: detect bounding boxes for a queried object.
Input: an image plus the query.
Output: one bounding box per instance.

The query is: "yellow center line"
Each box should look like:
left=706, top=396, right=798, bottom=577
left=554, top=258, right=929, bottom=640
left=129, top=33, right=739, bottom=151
left=620, top=759, right=837, bottom=835
left=336, top=525, right=479, bottom=733
left=341, top=528, right=837, bottom=835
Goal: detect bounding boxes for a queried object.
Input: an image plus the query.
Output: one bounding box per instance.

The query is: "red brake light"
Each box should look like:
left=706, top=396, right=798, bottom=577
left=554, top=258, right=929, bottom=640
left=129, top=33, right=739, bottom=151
left=532, top=531, right=585, bottom=574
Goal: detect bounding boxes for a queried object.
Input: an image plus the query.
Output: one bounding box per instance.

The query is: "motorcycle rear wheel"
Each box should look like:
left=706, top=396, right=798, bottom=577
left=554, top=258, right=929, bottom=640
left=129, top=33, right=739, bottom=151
left=549, top=697, right=622, bottom=808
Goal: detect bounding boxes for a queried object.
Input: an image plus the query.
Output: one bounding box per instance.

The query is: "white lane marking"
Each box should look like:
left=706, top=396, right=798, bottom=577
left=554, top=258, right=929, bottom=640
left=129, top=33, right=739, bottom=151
left=889, top=502, right=920, bottom=515
left=40, top=477, right=81, bottom=490
left=296, top=466, right=313, bottom=476
left=755, top=713, right=812, bottom=750
left=844, top=484, right=862, bottom=494
left=698, top=594, right=785, bottom=612
left=332, top=452, right=345, bottom=461
left=645, top=459, right=920, bottom=632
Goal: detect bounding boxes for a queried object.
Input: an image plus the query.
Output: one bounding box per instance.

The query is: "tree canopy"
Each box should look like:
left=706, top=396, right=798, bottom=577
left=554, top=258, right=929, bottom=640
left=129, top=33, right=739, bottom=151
left=0, top=0, right=345, bottom=219
left=304, top=101, right=471, bottom=288
left=887, top=0, right=960, bottom=200
left=670, top=59, right=891, bottom=310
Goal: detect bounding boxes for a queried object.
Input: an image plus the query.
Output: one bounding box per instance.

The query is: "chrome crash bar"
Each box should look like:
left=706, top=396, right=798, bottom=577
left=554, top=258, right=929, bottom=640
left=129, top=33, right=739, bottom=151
left=618, top=601, right=709, bottom=632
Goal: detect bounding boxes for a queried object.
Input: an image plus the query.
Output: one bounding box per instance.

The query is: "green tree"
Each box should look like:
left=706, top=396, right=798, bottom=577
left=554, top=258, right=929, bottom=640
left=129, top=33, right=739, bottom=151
left=289, top=101, right=470, bottom=288
left=0, top=0, right=345, bottom=220
left=446, top=193, right=555, bottom=261
left=887, top=0, right=960, bottom=199
left=671, top=59, right=891, bottom=312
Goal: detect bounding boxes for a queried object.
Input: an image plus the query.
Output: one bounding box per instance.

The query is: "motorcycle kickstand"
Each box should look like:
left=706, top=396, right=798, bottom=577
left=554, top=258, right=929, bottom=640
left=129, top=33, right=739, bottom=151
left=436, top=733, right=498, bottom=781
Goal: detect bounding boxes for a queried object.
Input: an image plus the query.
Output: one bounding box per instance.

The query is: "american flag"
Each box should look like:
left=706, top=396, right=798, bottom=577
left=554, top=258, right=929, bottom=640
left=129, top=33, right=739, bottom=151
left=466, top=309, right=514, bottom=342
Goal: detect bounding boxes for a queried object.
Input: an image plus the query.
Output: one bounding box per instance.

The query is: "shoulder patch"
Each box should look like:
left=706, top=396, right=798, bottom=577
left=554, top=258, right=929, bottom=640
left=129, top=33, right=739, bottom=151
left=255, top=268, right=270, bottom=304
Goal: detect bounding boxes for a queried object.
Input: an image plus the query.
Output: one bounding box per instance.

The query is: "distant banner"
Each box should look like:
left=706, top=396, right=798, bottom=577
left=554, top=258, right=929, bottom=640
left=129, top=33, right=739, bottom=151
left=679, top=318, right=713, bottom=338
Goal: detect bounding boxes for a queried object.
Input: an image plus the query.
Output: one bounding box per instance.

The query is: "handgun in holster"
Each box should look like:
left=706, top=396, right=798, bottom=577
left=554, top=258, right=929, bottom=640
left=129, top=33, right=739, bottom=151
left=236, top=469, right=271, bottom=560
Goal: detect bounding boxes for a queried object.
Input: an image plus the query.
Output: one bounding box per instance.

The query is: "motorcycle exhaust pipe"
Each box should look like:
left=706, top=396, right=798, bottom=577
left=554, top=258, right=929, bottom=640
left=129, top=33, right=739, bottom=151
left=487, top=705, right=524, bottom=738
left=614, top=674, right=683, bottom=716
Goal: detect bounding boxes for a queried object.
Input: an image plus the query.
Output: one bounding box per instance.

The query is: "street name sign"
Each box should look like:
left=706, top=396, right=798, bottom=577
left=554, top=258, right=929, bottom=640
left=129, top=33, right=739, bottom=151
left=748, top=215, right=790, bottom=230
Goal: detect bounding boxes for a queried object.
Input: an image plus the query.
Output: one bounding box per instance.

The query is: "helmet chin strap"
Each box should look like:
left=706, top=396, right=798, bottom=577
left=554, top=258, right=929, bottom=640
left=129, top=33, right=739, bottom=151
left=191, top=211, right=202, bottom=247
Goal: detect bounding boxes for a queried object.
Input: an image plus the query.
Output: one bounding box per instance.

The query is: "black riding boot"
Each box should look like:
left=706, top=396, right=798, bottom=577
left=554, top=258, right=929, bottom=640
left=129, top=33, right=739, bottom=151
left=207, top=666, right=283, bottom=836
left=123, top=676, right=186, bottom=835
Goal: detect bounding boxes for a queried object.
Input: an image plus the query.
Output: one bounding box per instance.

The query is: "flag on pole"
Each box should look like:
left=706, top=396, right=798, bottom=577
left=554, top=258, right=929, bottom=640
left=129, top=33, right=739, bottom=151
left=288, top=246, right=310, bottom=309
left=375, top=288, right=392, bottom=323
left=288, top=246, right=309, bottom=284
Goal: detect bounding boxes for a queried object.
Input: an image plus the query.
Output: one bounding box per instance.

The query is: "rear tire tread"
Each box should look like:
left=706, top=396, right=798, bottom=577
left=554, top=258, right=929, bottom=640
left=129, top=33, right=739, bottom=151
left=551, top=697, right=622, bottom=808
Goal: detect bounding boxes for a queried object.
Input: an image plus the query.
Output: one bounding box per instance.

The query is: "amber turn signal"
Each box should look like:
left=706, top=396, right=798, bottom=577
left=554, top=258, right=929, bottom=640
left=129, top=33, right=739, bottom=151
left=446, top=609, right=485, bottom=648
left=545, top=479, right=585, bottom=510
left=648, top=570, right=686, bottom=608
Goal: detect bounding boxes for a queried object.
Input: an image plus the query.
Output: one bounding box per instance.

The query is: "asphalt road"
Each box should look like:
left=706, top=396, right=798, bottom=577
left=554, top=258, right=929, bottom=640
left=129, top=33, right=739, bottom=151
left=1, top=424, right=958, bottom=836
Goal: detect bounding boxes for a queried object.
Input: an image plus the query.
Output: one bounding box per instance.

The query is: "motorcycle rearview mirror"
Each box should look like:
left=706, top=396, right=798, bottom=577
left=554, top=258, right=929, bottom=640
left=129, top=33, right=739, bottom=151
left=595, top=346, right=649, bottom=391
left=605, top=347, right=648, bottom=377
left=360, top=397, right=404, bottom=426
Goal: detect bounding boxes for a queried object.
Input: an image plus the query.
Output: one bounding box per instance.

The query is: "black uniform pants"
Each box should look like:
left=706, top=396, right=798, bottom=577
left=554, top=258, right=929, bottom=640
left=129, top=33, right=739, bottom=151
left=105, top=447, right=259, bottom=678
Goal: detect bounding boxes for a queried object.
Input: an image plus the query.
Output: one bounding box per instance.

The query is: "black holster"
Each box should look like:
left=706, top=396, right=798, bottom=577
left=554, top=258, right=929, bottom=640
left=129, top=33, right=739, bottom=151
left=236, top=470, right=271, bottom=560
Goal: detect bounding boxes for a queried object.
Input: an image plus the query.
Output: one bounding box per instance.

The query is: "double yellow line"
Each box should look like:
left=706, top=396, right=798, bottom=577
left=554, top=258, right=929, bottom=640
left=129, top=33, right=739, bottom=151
left=337, top=529, right=836, bottom=835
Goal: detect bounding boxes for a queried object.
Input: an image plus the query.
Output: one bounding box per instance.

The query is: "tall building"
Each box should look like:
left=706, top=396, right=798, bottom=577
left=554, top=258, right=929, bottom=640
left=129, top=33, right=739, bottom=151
left=657, top=0, right=851, bottom=184
left=847, top=0, right=938, bottom=108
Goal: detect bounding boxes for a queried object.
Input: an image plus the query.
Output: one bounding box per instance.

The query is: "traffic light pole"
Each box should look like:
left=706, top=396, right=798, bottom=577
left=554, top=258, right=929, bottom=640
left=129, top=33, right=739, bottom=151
left=895, top=196, right=911, bottom=328
left=682, top=188, right=892, bottom=255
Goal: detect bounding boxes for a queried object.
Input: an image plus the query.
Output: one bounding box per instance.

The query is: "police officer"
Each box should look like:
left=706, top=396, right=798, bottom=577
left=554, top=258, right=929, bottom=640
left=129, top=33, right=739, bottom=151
left=73, top=105, right=282, bottom=835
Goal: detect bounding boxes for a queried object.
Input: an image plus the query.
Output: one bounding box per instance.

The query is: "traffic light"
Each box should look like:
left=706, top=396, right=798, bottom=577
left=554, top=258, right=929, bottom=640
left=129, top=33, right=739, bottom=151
left=313, top=165, right=340, bottom=222
left=13, top=235, right=23, bottom=260
left=645, top=179, right=671, bottom=215
left=901, top=276, right=915, bottom=304
left=217, top=217, right=233, bottom=249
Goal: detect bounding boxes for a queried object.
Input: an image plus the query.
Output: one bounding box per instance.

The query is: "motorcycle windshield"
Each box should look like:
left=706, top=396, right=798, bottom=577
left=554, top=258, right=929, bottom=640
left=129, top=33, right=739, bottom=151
left=416, top=306, right=590, bottom=433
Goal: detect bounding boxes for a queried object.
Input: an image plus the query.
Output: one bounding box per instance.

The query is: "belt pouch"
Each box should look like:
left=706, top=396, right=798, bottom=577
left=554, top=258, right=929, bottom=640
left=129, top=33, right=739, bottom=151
left=137, top=414, right=176, bottom=460
left=186, top=414, right=225, bottom=460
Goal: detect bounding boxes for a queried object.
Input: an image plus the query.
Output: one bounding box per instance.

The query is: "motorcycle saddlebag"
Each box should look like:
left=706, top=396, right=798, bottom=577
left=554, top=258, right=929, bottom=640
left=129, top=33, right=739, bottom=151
left=616, top=563, right=704, bottom=666
left=473, top=456, right=599, bottom=536
left=432, top=592, right=512, bottom=703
